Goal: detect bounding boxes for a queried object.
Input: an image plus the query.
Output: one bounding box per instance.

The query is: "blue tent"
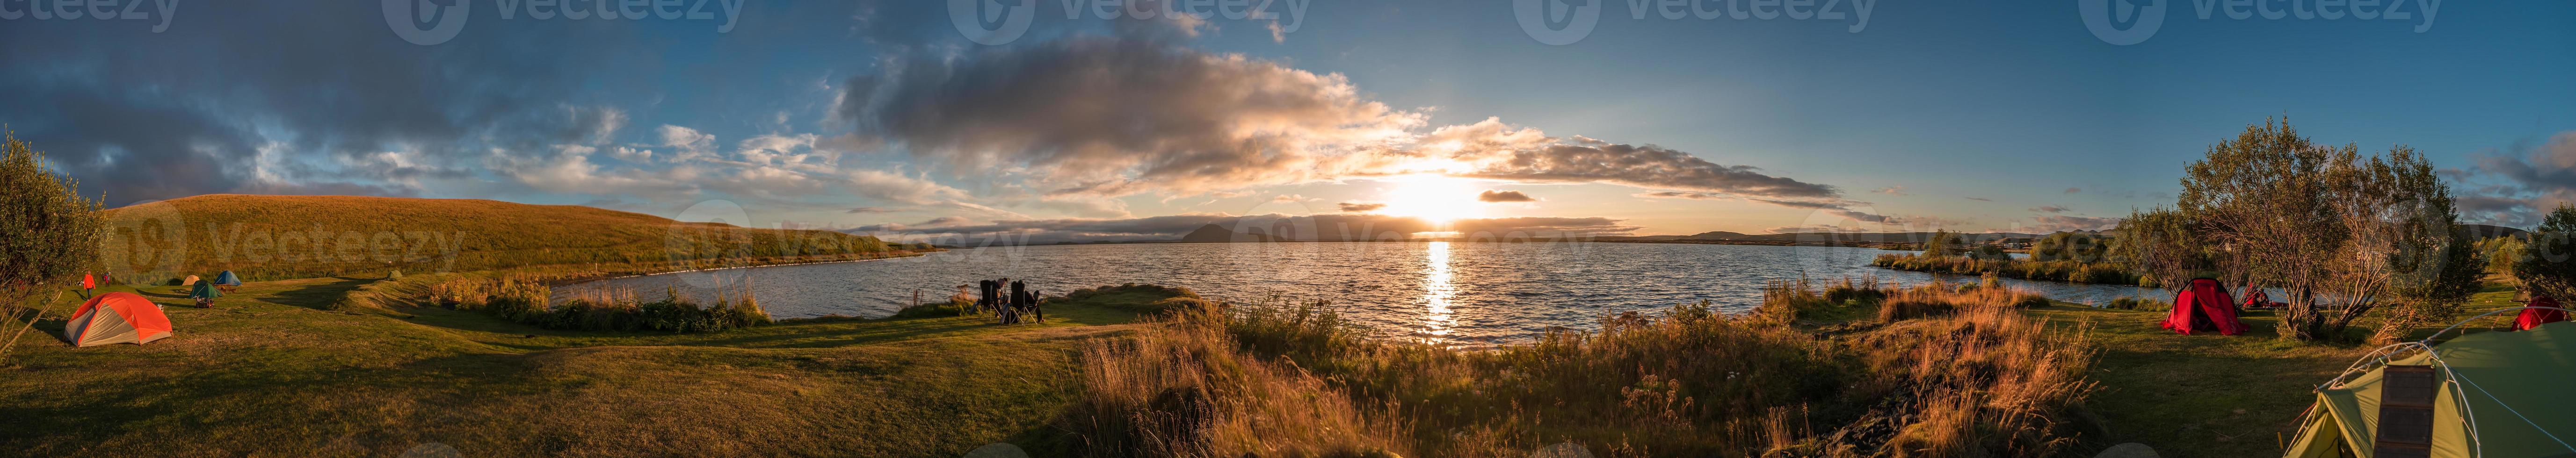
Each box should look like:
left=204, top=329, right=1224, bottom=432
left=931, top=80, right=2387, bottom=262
left=213, top=270, right=240, bottom=286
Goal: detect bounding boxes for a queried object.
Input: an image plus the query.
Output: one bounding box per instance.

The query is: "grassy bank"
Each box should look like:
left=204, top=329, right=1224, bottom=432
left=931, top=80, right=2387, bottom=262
left=1, top=278, right=1196, bottom=456
left=1872, top=253, right=2145, bottom=286
left=7, top=271, right=2535, bottom=456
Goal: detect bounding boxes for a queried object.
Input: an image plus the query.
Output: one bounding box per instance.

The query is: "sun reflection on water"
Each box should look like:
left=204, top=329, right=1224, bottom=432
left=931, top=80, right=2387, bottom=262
left=1421, top=241, right=1456, bottom=345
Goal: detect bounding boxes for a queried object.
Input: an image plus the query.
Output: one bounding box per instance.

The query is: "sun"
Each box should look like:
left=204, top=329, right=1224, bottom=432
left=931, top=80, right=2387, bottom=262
left=1374, top=174, right=1486, bottom=225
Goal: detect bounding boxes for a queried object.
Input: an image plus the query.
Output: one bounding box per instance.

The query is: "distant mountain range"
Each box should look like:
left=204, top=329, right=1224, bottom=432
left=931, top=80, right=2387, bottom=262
left=975, top=222, right=2532, bottom=247
left=1596, top=230, right=2048, bottom=244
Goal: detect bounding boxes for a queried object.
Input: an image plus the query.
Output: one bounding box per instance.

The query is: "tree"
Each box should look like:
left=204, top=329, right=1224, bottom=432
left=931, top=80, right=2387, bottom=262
left=1922, top=230, right=1964, bottom=257
left=2142, top=118, right=2481, bottom=342
left=1, top=132, right=107, bottom=364
left=2514, top=206, right=2576, bottom=304
left=2327, top=147, right=2480, bottom=344
left=2032, top=232, right=2111, bottom=262
left=2114, top=208, right=2206, bottom=290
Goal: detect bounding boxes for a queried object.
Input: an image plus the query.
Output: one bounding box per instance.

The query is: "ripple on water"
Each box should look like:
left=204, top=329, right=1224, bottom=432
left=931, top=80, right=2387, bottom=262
left=560, top=243, right=2165, bottom=345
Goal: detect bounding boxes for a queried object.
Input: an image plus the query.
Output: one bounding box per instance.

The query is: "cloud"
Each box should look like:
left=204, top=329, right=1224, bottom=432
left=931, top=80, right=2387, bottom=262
left=846, top=213, right=1641, bottom=244
left=2064, top=187, right=2082, bottom=194
left=1338, top=202, right=1387, bottom=212
left=845, top=169, right=970, bottom=205
left=1873, top=186, right=1908, bottom=196
left=837, top=36, right=1841, bottom=204
left=1272, top=194, right=1314, bottom=203
left=1965, top=197, right=1993, bottom=201
left=1478, top=190, right=1536, bottom=202
left=2458, top=131, right=2576, bottom=226
left=1635, top=191, right=1726, bottom=200
left=2030, top=206, right=2070, bottom=213
left=846, top=207, right=901, bottom=214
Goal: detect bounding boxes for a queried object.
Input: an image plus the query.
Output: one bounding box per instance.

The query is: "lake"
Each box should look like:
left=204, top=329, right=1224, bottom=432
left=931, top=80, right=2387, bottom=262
left=560, top=242, right=2167, bottom=345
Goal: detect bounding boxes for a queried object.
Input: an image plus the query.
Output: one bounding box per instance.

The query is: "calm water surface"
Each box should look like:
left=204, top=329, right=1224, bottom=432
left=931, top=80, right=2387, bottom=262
left=564, top=243, right=2163, bottom=345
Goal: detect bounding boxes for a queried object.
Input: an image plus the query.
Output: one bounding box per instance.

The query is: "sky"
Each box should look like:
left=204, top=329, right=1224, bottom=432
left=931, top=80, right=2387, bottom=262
left=3, top=0, right=2572, bottom=243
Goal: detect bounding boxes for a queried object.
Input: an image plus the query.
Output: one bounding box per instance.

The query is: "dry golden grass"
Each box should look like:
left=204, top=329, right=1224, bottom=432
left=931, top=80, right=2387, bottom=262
left=98, top=194, right=914, bottom=282
left=1067, top=279, right=2100, bottom=457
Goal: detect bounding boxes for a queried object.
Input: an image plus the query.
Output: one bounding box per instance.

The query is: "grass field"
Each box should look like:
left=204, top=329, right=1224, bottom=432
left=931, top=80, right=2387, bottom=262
left=1, top=278, right=1187, bottom=457
left=3, top=272, right=2542, bottom=457
left=2030, top=274, right=2532, bottom=458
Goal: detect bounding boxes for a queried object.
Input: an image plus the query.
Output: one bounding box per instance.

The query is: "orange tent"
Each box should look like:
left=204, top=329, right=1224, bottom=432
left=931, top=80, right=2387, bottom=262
left=63, top=292, right=173, bottom=347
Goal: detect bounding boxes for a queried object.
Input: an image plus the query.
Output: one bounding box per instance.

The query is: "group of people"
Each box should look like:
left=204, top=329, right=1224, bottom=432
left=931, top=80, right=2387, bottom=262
left=972, top=279, right=1044, bottom=324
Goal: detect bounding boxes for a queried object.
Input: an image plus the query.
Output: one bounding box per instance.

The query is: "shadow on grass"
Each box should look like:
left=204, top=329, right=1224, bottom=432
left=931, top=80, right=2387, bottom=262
left=257, top=277, right=376, bottom=310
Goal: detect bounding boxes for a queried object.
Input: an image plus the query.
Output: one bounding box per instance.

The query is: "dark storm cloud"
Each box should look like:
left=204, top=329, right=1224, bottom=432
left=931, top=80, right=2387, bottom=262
left=0, top=1, right=873, bottom=204
left=1477, top=190, right=1535, bottom=202
left=837, top=35, right=1845, bottom=202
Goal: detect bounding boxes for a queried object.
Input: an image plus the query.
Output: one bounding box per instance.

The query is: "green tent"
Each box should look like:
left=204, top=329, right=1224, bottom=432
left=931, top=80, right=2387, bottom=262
left=2283, top=320, right=2576, bottom=458
left=189, top=281, right=222, bottom=300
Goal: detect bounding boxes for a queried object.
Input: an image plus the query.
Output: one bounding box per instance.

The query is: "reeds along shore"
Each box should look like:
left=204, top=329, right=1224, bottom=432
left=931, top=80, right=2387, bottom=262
left=1872, top=253, right=2145, bottom=286
left=1067, top=278, right=2097, bottom=457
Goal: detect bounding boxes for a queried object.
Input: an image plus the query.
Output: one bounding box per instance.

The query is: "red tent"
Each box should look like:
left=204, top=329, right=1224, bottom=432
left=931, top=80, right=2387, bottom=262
left=2514, top=296, right=2568, bottom=331
left=2162, top=278, right=2249, bottom=336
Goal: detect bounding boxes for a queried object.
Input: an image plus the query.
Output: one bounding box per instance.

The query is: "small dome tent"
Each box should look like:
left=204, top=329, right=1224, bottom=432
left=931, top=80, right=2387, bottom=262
left=62, top=292, right=173, bottom=347
left=212, top=270, right=240, bottom=286
left=2161, top=278, right=2248, bottom=336
left=2283, top=308, right=2576, bottom=458
left=2513, top=296, right=2566, bottom=331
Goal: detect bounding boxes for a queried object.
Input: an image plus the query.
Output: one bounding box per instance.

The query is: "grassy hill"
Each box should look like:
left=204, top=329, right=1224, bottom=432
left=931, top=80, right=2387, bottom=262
left=98, top=195, right=913, bottom=282
left=2, top=278, right=1188, bottom=456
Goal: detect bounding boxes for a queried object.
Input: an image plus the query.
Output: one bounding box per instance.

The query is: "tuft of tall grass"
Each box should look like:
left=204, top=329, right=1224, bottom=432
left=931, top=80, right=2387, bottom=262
left=1068, top=312, right=1413, bottom=458
left=1069, top=277, right=2100, bottom=456
left=424, top=273, right=770, bottom=333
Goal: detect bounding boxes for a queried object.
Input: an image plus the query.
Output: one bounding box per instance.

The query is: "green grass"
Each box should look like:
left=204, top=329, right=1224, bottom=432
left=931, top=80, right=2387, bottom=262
left=1, top=278, right=1192, bottom=457
left=2026, top=273, right=2533, bottom=458
left=98, top=194, right=926, bottom=282
left=8, top=269, right=2540, bottom=457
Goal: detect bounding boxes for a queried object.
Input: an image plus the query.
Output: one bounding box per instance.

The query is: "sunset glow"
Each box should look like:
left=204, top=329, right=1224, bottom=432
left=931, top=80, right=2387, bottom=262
left=1373, top=174, right=1486, bottom=225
